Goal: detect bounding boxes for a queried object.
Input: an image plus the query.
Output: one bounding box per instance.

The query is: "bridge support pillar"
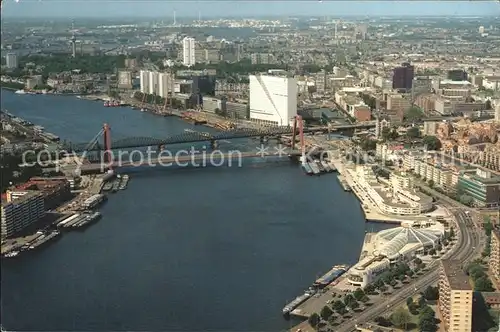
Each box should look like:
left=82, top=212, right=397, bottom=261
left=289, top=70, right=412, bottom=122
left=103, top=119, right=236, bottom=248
left=292, top=117, right=298, bottom=150
left=210, top=140, right=218, bottom=149
left=103, top=123, right=112, bottom=168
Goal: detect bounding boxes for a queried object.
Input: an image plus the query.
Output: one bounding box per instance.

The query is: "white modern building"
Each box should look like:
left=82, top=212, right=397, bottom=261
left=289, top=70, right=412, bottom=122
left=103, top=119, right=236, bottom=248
left=353, top=166, right=433, bottom=216
left=158, top=72, right=175, bottom=98
left=5, top=53, right=18, bottom=69
left=347, top=220, right=444, bottom=287
left=249, top=71, right=297, bottom=126
left=140, top=70, right=150, bottom=94
left=148, top=71, right=159, bottom=95
left=182, top=37, right=196, bottom=67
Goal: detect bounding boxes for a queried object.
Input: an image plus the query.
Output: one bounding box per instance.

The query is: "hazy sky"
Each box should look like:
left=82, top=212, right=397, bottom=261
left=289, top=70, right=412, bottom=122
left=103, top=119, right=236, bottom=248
left=2, top=0, right=500, bottom=18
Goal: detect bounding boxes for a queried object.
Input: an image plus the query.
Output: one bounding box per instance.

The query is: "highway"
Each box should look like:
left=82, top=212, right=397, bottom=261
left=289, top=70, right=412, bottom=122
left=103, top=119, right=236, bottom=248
left=335, top=207, right=482, bottom=332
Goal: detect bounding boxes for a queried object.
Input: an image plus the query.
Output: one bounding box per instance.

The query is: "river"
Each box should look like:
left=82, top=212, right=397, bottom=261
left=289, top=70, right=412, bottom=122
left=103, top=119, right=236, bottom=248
left=0, top=90, right=392, bottom=331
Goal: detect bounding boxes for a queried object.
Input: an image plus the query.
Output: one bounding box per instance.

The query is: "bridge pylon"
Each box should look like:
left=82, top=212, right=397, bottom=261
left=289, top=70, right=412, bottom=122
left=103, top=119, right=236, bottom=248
left=103, top=123, right=112, bottom=167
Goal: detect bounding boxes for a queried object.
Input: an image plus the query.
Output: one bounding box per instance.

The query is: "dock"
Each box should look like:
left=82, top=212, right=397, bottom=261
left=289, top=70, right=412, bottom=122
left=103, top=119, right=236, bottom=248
left=337, top=174, right=351, bottom=191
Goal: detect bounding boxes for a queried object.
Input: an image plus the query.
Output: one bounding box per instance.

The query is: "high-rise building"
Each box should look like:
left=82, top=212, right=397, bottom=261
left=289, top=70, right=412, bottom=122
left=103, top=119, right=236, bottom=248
left=447, top=70, right=468, bottom=82
left=5, top=53, right=18, bottom=69
left=148, top=71, right=160, bottom=95
left=182, top=37, right=196, bottom=66
left=117, top=71, right=132, bottom=89
left=158, top=72, right=175, bottom=98
left=392, top=62, right=414, bottom=92
left=438, top=259, right=473, bottom=332
left=490, top=230, right=500, bottom=286
left=1, top=191, right=45, bottom=239
left=495, top=103, right=500, bottom=123
left=479, top=26, right=485, bottom=34
left=249, top=71, right=297, bottom=126
left=140, top=70, right=150, bottom=94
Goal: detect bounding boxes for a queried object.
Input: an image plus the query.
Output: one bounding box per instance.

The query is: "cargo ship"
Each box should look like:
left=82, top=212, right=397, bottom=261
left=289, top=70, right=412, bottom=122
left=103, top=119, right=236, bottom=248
left=301, top=162, right=313, bottom=175
left=102, top=180, right=114, bottom=191
left=82, top=194, right=107, bottom=209
left=118, top=174, right=129, bottom=190
left=282, top=288, right=316, bottom=316
left=28, top=230, right=61, bottom=250
left=73, top=212, right=102, bottom=229
left=316, top=160, right=325, bottom=173
left=111, top=177, right=121, bottom=193
left=313, top=264, right=350, bottom=288
left=308, top=162, right=321, bottom=175
left=321, top=160, right=332, bottom=172
left=3, top=251, right=19, bottom=258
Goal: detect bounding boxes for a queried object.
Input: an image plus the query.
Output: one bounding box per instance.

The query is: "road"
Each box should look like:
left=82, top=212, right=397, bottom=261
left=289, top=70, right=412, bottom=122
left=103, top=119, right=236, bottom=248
left=335, top=207, right=482, bottom=332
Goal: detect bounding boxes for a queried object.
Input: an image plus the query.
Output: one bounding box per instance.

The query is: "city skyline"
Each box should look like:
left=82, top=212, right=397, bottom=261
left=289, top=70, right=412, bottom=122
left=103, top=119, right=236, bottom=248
left=2, top=0, right=500, bottom=18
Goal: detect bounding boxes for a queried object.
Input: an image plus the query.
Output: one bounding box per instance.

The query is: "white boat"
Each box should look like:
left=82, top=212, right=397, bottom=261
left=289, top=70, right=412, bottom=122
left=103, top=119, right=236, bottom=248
left=4, top=251, right=19, bottom=258
left=15, top=90, right=26, bottom=94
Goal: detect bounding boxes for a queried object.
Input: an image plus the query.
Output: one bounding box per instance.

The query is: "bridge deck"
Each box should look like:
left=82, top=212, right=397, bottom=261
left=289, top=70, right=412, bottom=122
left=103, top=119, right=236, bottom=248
left=69, top=150, right=301, bottom=172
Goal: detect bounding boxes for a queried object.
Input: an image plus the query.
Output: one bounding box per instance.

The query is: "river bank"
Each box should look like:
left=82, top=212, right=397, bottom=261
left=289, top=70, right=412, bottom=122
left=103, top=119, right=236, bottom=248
left=0, top=89, right=388, bottom=332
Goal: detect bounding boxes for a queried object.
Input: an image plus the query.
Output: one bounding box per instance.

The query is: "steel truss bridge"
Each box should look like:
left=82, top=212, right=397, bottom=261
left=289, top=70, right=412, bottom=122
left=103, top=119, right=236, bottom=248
left=63, top=125, right=299, bottom=153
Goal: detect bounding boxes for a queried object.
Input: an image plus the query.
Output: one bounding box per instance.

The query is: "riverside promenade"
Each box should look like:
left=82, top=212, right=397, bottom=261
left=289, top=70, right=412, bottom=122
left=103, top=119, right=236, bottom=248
left=331, top=159, right=404, bottom=224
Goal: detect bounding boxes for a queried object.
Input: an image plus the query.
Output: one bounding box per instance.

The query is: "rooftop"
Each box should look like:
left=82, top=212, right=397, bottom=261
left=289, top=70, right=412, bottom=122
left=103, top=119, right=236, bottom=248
left=441, top=259, right=472, bottom=291
left=375, top=222, right=444, bottom=259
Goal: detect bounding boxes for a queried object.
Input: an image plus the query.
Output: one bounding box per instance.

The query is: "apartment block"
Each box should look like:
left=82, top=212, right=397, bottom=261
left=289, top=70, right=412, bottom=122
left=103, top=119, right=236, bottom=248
left=490, top=231, right=500, bottom=286
left=387, top=94, right=411, bottom=113
left=1, top=191, right=45, bottom=239
left=438, top=259, right=473, bottom=332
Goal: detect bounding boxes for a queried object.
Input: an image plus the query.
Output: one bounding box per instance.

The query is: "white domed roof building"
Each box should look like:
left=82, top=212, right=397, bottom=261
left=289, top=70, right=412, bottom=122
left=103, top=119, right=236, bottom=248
left=347, top=221, right=444, bottom=287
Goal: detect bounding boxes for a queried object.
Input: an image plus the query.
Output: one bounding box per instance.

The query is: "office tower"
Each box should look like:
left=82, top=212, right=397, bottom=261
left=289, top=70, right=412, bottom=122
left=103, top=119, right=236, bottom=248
left=392, top=62, right=414, bottom=92
left=438, top=259, right=473, bottom=332
left=182, top=37, right=196, bottom=67
left=249, top=71, right=297, bottom=126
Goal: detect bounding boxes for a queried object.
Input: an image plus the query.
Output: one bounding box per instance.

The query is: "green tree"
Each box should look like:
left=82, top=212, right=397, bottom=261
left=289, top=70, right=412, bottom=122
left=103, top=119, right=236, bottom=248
left=308, top=312, right=320, bottom=327
left=459, top=194, right=474, bottom=206
left=428, top=179, right=435, bottom=188
left=343, top=294, right=356, bottom=307
left=404, top=106, right=424, bottom=122
left=422, top=135, right=442, bottom=151
left=475, top=276, right=495, bottom=292
left=390, top=307, right=412, bottom=329
left=485, top=99, right=492, bottom=110
left=406, top=297, right=414, bottom=307
left=364, top=284, right=376, bottom=294
left=406, top=126, right=420, bottom=138
left=332, top=300, right=345, bottom=312
left=360, top=137, right=377, bottom=151
left=418, top=306, right=437, bottom=332
left=353, top=288, right=365, bottom=301
left=423, top=286, right=439, bottom=301
left=374, top=316, right=392, bottom=327
left=349, top=300, right=359, bottom=310
left=320, top=305, right=333, bottom=321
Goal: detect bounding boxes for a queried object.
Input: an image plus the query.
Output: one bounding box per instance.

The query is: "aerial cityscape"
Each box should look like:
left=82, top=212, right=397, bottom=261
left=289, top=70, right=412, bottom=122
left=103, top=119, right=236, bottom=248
left=1, top=1, right=500, bottom=332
